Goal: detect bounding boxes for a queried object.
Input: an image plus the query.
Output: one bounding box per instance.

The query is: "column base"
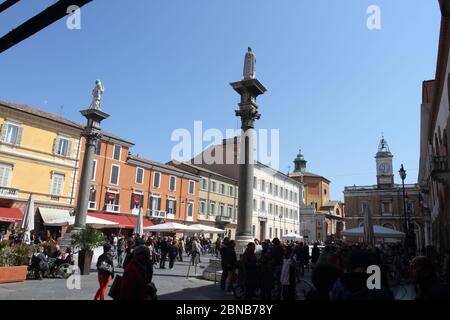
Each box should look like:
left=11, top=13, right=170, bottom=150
left=234, top=235, right=254, bottom=255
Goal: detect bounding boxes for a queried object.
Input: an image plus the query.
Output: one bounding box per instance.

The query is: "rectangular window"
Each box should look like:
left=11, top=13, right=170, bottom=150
left=219, top=204, right=225, bottom=216
left=187, top=202, right=194, bottom=217
left=361, top=201, right=369, bottom=214
left=220, top=184, right=225, bottom=194
left=95, top=140, right=102, bottom=155
left=228, top=186, right=233, bottom=196
left=1, top=123, right=22, bottom=145
left=290, top=191, right=293, bottom=201
left=253, top=199, right=257, bottom=210
left=275, top=228, right=278, bottom=238
left=274, top=185, right=278, bottom=197
left=110, top=165, right=120, bottom=185
left=153, top=172, right=161, bottom=188
left=91, top=160, right=97, bottom=181
left=199, top=201, right=206, bottom=215
left=166, top=199, right=177, bottom=214
left=285, top=189, right=288, bottom=199
left=210, top=181, right=216, bottom=193
left=201, top=178, right=208, bottom=190
left=269, top=183, right=273, bottom=194
left=280, top=187, right=283, bottom=198
left=269, top=203, right=273, bottom=215
left=210, top=202, right=215, bottom=215
left=275, top=205, right=278, bottom=216
left=130, top=193, right=144, bottom=209
left=136, top=167, right=144, bottom=184
left=50, top=173, right=65, bottom=196
left=227, top=206, right=233, bottom=217
left=0, top=164, right=13, bottom=187
left=261, top=180, right=265, bottom=192
left=294, top=192, right=297, bottom=202
left=169, top=176, right=176, bottom=191
left=113, top=144, right=121, bottom=160
left=269, top=227, right=272, bottom=239
left=253, top=176, right=257, bottom=189
left=188, top=180, right=195, bottom=194
left=252, top=225, right=255, bottom=237
left=56, top=137, right=70, bottom=156
left=89, top=187, right=96, bottom=209
left=149, top=195, right=161, bottom=211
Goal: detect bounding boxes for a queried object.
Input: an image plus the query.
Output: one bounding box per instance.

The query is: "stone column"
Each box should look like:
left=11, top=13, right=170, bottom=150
left=230, top=77, right=267, bottom=253
left=73, top=108, right=109, bottom=229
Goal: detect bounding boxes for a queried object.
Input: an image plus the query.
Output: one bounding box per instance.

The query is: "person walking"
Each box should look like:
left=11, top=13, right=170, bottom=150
left=120, top=245, right=156, bottom=300
left=241, top=242, right=258, bottom=300
left=219, top=237, right=230, bottom=291
left=117, top=235, right=126, bottom=268
left=95, top=244, right=115, bottom=300
left=168, top=240, right=178, bottom=270
left=159, top=237, right=169, bottom=269
left=271, top=238, right=284, bottom=299
left=311, top=243, right=321, bottom=267
left=191, top=237, right=201, bottom=266
left=176, top=238, right=184, bottom=262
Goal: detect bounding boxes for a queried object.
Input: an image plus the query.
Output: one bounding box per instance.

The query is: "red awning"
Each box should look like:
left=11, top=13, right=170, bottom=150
left=0, top=207, right=23, bottom=223
left=88, top=212, right=153, bottom=229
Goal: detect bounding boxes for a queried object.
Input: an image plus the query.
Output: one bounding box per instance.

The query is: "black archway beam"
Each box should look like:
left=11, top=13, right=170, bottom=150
left=0, top=0, right=20, bottom=14
left=0, top=0, right=92, bottom=54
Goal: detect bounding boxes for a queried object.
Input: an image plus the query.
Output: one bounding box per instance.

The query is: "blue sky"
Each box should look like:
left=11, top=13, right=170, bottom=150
left=0, top=0, right=441, bottom=200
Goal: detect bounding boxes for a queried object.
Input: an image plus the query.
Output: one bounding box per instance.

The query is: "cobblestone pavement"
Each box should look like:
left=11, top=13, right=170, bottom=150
left=0, top=254, right=234, bottom=300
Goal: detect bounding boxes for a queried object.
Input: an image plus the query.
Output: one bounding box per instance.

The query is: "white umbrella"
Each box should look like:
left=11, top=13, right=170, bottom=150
left=44, top=215, right=119, bottom=229
left=134, top=207, right=144, bottom=236
left=144, top=222, right=199, bottom=233
left=281, top=232, right=303, bottom=241
left=342, top=225, right=405, bottom=238
left=21, top=194, right=35, bottom=244
left=189, top=224, right=226, bottom=234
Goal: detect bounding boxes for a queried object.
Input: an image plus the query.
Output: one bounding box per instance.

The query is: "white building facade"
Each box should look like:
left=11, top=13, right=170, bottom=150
left=252, top=163, right=301, bottom=241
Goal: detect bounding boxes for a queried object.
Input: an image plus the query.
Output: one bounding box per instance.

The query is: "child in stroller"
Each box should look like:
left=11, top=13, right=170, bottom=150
left=29, top=246, right=49, bottom=280
left=48, top=247, right=74, bottom=278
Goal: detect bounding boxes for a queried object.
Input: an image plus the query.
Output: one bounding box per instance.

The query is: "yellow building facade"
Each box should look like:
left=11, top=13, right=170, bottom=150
left=0, top=101, right=83, bottom=235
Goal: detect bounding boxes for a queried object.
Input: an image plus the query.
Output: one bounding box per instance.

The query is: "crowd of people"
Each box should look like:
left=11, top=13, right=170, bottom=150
left=219, top=238, right=450, bottom=300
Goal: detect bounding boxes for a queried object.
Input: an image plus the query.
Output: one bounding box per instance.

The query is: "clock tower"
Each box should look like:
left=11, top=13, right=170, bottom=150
left=375, top=136, right=394, bottom=188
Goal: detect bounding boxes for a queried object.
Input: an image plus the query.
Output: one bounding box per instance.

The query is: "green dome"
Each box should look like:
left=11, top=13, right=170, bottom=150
left=295, top=149, right=304, bottom=161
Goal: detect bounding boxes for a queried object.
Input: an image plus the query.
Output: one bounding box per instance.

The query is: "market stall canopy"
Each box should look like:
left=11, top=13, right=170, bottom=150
left=88, top=212, right=153, bottom=229
left=342, top=225, right=405, bottom=238
left=144, top=222, right=199, bottom=233
left=43, top=214, right=119, bottom=229
left=281, top=232, right=303, bottom=241
left=39, top=207, right=71, bottom=223
left=189, top=224, right=226, bottom=234
left=0, top=207, right=23, bottom=223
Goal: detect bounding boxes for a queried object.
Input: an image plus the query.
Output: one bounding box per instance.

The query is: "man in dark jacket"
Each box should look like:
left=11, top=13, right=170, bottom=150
left=159, top=237, right=169, bottom=269
left=120, top=245, right=155, bottom=300
left=271, top=238, right=284, bottom=299
left=219, top=237, right=230, bottom=290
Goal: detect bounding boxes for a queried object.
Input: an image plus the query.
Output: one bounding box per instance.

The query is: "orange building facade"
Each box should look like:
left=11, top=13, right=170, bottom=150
left=76, top=133, right=199, bottom=228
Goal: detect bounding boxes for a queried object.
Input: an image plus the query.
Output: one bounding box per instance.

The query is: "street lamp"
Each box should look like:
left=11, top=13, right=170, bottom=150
left=398, top=164, right=409, bottom=240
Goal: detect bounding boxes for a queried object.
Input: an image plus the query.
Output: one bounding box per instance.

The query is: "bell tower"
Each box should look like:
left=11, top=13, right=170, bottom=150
left=375, top=136, right=394, bottom=188
left=293, top=148, right=307, bottom=173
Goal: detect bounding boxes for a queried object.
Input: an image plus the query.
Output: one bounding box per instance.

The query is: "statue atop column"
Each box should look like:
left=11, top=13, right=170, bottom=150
left=243, top=47, right=256, bottom=80
left=90, top=80, right=105, bottom=110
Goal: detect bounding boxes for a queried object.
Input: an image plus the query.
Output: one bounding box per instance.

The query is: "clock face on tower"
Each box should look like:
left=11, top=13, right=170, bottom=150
left=378, top=162, right=390, bottom=174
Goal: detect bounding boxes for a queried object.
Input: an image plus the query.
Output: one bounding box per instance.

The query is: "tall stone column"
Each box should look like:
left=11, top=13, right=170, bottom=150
left=230, top=48, right=267, bottom=253
left=73, top=109, right=109, bottom=229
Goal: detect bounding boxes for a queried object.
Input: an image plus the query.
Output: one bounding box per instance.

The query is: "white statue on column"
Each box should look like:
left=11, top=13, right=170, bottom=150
left=243, top=47, right=256, bottom=80
left=90, top=80, right=104, bottom=110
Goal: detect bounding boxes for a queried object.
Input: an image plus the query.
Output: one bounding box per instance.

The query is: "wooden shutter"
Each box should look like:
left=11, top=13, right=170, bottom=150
left=53, top=137, right=60, bottom=154
left=173, top=200, right=177, bottom=215
left=15, top=127, right=23, bottom=145
left=0, top=165, right=11, bottom=187
left=0, top=124, right=7, bottom=142
left=130, top=193, right=134, bottom=209
left=66, top=140, right=73, bottom=157
left=115, top=193, right=120, bottom=205
left=166, top=198, right=169, bottom=213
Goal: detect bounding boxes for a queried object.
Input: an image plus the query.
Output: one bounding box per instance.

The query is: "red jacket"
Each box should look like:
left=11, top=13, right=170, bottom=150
left=119, top=259, right=147, bottom=300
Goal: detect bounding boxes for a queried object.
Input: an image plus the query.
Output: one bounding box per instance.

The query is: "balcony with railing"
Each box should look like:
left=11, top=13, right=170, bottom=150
left=431, top=155, right=450, bottom=185
left=105, top=203, right=120, bottom=213
left=258, top=210, right=268, bottom=221
left=216, top=215, right=231, bottom=224
left=0, top=187, right=18, bottom=198
left=147, top=209, right=166, bottom=219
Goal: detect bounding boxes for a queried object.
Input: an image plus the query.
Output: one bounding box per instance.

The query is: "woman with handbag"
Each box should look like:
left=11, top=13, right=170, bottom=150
left=95, top=244, right=115, bottom=300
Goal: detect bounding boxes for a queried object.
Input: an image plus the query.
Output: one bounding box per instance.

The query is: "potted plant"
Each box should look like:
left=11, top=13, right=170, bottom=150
left=71, top=227, right=106, bottom=275
left=0, top=241, right=32, bottom=283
